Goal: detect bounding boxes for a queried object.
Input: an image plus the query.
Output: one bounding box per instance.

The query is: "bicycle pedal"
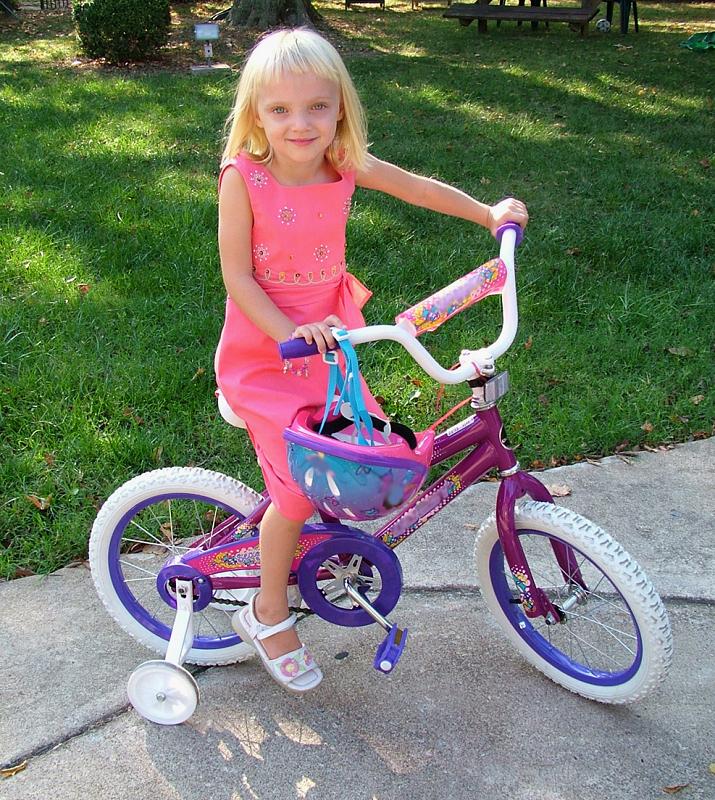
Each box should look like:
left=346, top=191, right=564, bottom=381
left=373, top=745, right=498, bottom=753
left=373, top=626, right=408, bottom=674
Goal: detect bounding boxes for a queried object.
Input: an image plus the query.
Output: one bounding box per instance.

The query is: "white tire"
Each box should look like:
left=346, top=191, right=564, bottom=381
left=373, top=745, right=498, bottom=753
left=474, top=501, right=673, bottom=703
left=90, top=467, right=262, bottom=665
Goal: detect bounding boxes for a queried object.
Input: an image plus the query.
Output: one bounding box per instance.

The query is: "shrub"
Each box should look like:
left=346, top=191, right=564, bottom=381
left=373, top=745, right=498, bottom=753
left=73, top=0, right=171, bottom=63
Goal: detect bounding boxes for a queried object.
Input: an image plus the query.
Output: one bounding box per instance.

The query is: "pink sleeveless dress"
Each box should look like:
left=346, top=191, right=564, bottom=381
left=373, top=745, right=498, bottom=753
left=214, top=153, right=375, bottom=520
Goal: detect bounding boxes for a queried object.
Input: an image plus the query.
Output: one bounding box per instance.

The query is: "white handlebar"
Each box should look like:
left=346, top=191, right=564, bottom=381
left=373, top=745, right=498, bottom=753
left=339, top=227, right=519, bottom=385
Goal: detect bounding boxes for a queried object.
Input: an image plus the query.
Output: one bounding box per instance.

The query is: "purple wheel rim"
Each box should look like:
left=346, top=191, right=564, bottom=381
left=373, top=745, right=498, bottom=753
left=108, top=492, right=245, bottom=650
left=488, top=530, right=643, bottom=686
left=298, top=533, right=402, bottom=627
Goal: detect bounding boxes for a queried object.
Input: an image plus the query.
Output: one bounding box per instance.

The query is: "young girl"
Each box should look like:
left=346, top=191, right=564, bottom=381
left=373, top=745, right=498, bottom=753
left=215, top=28, right=528, bottom=694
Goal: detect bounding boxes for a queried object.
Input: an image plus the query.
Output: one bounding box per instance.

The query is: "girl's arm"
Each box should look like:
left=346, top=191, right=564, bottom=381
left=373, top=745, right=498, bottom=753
left=218, top=168, right=342, bottom=352
left=219, top=168, right=296, bottom=342
left=355, top=154, right=528, bottom=236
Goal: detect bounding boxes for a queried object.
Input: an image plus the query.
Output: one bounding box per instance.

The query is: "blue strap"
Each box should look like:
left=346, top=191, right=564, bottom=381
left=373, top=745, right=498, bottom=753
left=340, top=338, right=374, bottom=446
left=318, top=354, right=343, bottom=435
left=318, top=333, right=374, bottom=447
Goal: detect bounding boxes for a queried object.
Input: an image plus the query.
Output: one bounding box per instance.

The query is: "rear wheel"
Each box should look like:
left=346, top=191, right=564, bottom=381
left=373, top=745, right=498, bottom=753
left=90, top=467, right=262, bottom=665
left=474, top=501, right=673, bottom=703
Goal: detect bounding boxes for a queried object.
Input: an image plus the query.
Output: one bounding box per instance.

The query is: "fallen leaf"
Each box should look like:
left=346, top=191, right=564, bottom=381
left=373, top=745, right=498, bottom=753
left=141, top=545, right=168, bottom=555
left=663, top=784, right=690, bottom=794
left=408, top=389, right=421, bottom=402
left=538, top=394, right=549, bottom=406
left=1, top=760, right=27, bottom=778
left=530, top=460, right=545, bottom=470
left=465, top=523, right=480, bottom=530
left=667, top=346, right=694, bottom=357
left=66, top=559, right=90, bottom=569
left=615, top=440, right=630, bottom=452
left=159, top=521, right=173, bottom=540
left=375, top=395, right=386, bottom=406
left=13, top=567, right=35, bottom=578
left=709, top=763, right=715, bottom=774
left=410, top=378, right=423, bottom=387
left=566, top=247, right=581, bottom=257
left=546, top=483, right=572, bottom=497
left=191, top=367, right=206, bottom=381
left=524, top=336, right=533, bottom=350
left=690, top=395, right=704, bottom=405
left=26, top=494, right=51, bottom=511
left=699, top=158, right=711, bottom=169
left=641, top=421, right=654, bottom=433
left=77, top=283, right=91, bottom=295
left=152, top=445, right=164, bottom=464
left=43, top=452, right=55, bottom=467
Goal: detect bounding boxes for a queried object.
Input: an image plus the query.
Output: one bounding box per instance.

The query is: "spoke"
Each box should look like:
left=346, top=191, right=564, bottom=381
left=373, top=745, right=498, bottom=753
left=167, top=500, right=175, bottom=550
left=205, top=505, right=221, bottom=547
left=128, top=520, right=166, bottom=547
left=192, top=500, right=207, bottom=542
left=123, top=576, right=159, bottom=584
left=119, top=559, right=160, bottom=578
left=197, top=610, right=226, bottom=639
left=566, top=610, right=637, bottom=652
left=586, top=592, right=633, bottom=617
left=121, top=536, right=186, bottom=552
left=558, top=626, right=629, bottom=669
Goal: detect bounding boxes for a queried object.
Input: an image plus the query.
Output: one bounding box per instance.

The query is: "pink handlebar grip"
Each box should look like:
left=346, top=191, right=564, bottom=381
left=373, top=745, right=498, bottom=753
left=395, top=258, right=507, bottom=336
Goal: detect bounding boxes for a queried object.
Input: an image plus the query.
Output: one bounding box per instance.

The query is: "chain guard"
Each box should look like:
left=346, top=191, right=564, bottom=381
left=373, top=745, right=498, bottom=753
left=297, top=533, right=403, bottom=627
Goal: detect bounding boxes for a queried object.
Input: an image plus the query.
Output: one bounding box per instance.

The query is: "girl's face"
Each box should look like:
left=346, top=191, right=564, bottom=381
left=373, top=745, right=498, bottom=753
left=254, top=71, right=343, bottom=172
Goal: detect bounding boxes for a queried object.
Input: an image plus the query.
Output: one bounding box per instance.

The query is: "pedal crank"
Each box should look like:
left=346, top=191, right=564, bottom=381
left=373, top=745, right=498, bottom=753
left=343, top=577, right=408, bottom=674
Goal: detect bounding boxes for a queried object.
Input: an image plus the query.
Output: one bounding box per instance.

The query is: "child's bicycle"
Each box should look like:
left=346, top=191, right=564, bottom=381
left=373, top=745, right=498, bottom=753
left=89, top=224, right=673, bottom=724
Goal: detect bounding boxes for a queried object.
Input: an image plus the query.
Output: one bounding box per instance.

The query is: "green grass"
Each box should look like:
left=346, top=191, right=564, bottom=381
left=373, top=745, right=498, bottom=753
left=1, top=2, right=713, bottom=578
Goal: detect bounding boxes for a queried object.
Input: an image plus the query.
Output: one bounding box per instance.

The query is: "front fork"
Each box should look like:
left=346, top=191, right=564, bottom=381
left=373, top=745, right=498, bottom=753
left=496, top=470, right=586, bottom=622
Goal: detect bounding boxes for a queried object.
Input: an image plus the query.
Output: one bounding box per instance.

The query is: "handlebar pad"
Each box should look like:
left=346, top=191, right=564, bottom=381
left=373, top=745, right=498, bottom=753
left=395, top=257, right=507, bottom=336
left=278, top=337, right=326, bottom=359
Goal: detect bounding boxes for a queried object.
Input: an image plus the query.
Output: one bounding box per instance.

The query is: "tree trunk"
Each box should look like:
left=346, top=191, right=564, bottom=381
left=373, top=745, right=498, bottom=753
left=231, top=0, right=322, bottom=29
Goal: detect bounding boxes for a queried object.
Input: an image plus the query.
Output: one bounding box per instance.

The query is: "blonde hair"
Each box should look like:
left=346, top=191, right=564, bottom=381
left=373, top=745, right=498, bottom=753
left=221, top=28, right=368, bottom=172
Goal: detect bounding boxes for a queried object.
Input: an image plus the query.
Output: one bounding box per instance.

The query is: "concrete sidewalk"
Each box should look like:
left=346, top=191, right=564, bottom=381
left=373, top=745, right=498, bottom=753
left=1, top=439, right=713, bottom=799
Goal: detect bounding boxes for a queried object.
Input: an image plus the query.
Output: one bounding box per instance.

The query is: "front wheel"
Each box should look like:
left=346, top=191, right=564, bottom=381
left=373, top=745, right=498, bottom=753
left=474, top=501, right=673, bottom=703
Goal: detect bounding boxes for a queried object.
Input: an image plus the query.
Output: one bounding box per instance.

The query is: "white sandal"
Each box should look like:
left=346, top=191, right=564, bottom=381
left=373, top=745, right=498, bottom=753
left=232, top=595, right=323, bottom=694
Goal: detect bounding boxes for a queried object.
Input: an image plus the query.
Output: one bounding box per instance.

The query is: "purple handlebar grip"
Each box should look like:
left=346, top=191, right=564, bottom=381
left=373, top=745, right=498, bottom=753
left=278, top=338, right=321, bottom=359
left=495, top=222, right=523, bottom=247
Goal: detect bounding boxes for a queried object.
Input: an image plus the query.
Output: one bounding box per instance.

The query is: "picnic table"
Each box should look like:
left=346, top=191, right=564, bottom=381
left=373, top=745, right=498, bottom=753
left=443, top=0, right=602, bottom=35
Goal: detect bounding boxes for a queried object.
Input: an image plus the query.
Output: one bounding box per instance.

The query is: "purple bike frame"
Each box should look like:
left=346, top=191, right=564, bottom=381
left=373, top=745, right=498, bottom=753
left=182, top=400, right=586, bottom=622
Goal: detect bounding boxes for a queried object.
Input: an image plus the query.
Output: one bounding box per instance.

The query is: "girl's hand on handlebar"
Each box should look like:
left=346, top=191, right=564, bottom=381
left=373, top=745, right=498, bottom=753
left=487, top=198, right=529, bottom=238
left=291, top=314, right=346, bottom=354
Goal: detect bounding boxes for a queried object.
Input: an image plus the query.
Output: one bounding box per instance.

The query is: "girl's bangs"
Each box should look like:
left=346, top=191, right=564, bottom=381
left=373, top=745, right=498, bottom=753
left=262, top=46, right=340, bottom=87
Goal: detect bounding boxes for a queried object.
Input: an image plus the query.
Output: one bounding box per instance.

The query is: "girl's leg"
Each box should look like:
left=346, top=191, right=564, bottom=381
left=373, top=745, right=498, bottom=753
left=254, top=502, right=307, bottom=659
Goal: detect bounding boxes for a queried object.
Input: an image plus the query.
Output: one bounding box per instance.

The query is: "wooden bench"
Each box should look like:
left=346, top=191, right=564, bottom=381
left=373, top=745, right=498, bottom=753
left=444, top=2, right=601, bottom=35
left=346, top=0, right=385, bottom=8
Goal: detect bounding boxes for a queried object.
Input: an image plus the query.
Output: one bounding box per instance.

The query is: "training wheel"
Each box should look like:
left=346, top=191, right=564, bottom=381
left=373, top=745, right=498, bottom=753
left=127, top=660, right=199, bottom=725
